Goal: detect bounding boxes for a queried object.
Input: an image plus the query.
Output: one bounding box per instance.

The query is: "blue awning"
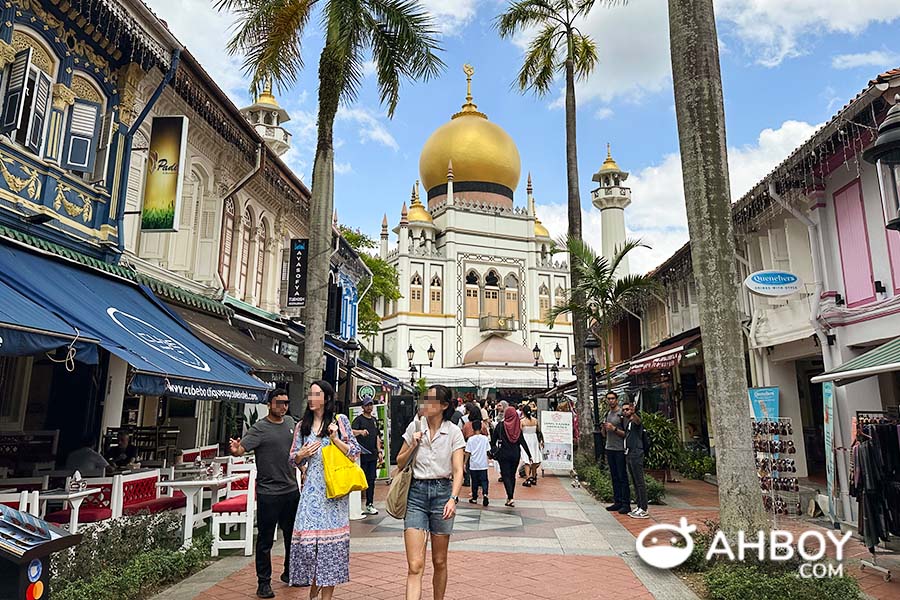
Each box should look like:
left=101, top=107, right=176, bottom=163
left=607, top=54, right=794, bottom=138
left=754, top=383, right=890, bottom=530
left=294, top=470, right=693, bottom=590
left=0, top=243, right=268, bottom=403
left=0, top=277, right=99, bottom=357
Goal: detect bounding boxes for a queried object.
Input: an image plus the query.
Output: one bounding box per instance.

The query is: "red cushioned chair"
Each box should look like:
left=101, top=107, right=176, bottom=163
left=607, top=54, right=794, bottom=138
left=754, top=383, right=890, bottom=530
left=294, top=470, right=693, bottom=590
left=119, top=469, right=186, bottom=516
left=211, top=464, right=256, bottom=556
left=0, top=491, right=30, bottom=512
left=44, top=476, right=118, bottom=526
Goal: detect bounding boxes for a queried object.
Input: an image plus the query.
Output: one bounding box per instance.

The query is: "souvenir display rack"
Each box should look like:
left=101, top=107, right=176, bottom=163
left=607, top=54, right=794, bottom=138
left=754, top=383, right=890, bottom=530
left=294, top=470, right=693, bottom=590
left=855, top=410, right=898, bottom=583
left=752, top=416, right=801, bottom=526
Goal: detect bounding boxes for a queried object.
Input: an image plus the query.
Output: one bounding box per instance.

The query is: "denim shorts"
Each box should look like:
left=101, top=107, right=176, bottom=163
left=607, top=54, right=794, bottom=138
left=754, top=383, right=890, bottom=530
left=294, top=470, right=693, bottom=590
left=404, top=478, right=455, bottom=535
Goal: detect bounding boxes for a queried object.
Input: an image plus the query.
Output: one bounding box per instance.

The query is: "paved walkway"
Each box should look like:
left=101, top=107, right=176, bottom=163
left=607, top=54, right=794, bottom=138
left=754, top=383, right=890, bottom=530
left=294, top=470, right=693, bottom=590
left=155, top=472, right=696, bottom=600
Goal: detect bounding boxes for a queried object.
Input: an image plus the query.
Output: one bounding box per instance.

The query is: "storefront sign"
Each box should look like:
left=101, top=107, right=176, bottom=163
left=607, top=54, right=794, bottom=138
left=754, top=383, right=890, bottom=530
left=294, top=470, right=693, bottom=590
left=823, top=382, right=836, bottom=522
left=348, top=403, right=390, bottom=479
left=629, top=350, right=683, bottom=374
left=539, top=410, right=574, bottom=470
left=286, top=238, right=309, bottom=308
left=357, top=385, right=376, bottom=403
left=743, top=270, right=802, bottom=297
left=141, top=116, right=188, bottom=232
left=748, top=386, right=780, bottom=421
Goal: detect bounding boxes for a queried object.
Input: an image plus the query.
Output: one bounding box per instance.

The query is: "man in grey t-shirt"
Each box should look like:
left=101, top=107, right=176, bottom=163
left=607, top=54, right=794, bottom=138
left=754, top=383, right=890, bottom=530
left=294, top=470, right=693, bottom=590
left=600, top=392, right=630, bottom=514
left=229, top=389, right=298, bottom=598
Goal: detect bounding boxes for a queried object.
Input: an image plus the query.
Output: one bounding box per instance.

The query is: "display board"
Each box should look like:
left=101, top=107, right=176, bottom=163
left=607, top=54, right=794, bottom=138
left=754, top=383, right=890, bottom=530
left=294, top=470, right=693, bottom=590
left=349, top=404, right=390, bottom=479
left=539, top=410, right=574, bottom=471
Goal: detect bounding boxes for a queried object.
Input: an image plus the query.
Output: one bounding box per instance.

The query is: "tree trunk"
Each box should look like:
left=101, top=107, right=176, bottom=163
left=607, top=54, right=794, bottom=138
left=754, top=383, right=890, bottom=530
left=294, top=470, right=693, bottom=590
left=668, top=0, right=766, bottom=533
left=564, top=52, right=592, bottom=456
left=299, top=46, right=342, bottom=416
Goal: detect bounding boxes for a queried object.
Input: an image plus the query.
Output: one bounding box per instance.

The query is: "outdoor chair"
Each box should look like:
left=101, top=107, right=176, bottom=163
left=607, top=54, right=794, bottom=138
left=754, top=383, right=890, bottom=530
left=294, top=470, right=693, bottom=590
left=44, top=475, right=119, bottom=525
left=119, top=469, right=186, bottom=516
left=210, top=464, right=257, bottom=556
left=0, top=490, right=30, bottom=512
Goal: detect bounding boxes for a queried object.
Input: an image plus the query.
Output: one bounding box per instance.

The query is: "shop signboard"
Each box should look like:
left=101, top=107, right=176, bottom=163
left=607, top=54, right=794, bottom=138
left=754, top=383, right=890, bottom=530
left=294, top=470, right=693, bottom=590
left=141, top=116, right=189, bottom=232
left=539, top=410, right=573, bottom=471
left=748, top=386, right=780, bottom=422
left=286, top=239, right=309, bottom=308
left=357, top=385, right=377, bottom=403
left=349, top=403, right=390, bottom=479
left=743, top=270, right=802, bottom=297
left=823, top=382, right=836, bottom=522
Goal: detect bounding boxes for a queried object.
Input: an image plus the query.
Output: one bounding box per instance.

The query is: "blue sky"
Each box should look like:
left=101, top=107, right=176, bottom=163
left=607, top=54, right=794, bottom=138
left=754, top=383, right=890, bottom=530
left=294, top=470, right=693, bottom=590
left=145, top=0, right=900, bottom=273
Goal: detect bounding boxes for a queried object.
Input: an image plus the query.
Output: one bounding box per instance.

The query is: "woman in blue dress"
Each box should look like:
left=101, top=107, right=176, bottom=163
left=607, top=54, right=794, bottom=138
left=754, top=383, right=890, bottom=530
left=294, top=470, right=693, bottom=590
left=289, top=380, right=361, bottom=599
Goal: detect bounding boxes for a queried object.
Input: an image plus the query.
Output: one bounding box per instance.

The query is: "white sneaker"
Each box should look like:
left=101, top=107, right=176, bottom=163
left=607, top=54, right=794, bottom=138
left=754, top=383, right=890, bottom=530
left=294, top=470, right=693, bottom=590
left=365, top=504, right=379, bottom=515
left=627, top=508, right=641, bottom=518
left=633, top=509, right=650, bottom=519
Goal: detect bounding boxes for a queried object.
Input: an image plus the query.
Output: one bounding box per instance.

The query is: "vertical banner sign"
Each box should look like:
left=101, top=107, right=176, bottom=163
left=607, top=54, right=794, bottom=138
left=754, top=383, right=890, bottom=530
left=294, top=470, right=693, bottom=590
left=748, top=386, right=780, bottom=421
left=348, top=403, right=390, bottom=479
left=823, top=382, right=836, bottom=522
left=141, top=116, right=188, bottom=232
left=539, top=410, right=574, bottom=471
left=287, top=238, right=309, bottom=308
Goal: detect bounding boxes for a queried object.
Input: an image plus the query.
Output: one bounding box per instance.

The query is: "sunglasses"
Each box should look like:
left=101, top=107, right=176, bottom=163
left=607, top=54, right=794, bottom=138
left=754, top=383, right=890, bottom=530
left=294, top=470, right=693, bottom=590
left=273, top=400, right=290, bottom=406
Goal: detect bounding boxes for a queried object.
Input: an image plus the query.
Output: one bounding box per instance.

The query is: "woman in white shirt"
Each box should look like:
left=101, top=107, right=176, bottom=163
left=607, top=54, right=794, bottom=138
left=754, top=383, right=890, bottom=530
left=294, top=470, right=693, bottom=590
left=396, top=385, right=465, bottom=600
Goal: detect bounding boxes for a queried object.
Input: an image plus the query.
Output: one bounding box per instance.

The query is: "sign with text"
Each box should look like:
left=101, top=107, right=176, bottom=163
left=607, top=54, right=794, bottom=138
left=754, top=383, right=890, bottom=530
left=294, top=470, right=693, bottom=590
left=823, top=382, right=836, bottom=522
left=286, top=238, right=309, bottom=308
left=748, top=386, right=780, bottom=422
left=141, top=116, right=188, bottom=232
left=743, top=270, right=803, bottom=297
left=539, top=410, right=573, bottom=471
left=349, top=403, right=390, bottom=480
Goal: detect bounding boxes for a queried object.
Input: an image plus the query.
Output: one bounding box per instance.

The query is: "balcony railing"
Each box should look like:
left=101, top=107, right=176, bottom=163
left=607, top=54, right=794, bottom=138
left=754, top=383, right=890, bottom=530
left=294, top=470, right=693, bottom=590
left=479, top=315, right=518, bottom=332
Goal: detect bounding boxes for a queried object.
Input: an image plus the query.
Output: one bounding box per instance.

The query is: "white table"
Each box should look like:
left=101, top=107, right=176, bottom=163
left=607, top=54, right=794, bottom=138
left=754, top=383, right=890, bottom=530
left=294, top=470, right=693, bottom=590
left=38, top=487, right=102, bottom=533
left=157, top=476, right=239, bottom=547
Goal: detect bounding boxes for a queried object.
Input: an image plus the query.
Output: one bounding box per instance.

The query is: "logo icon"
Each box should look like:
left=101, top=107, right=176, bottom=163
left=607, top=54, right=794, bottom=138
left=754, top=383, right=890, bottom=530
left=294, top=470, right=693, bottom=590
left=107, top=307, right=210, bottom=372
left=357, top=385, right=377, bottom=402
left=635, top=517, right=697, bottom=569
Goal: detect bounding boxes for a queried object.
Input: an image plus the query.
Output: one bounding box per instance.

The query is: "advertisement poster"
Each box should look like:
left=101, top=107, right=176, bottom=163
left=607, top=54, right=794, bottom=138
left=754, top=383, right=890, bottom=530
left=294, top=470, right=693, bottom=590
left=286, top=239, right=309, bottom=308
left=141, top=116, right=188, bottom=232
left=823, top=381, right=836, bottom=522
left=349, top=403, right=390, bottom=480
left=748, top=386, right=780, bottom=422
left=539, top=410, right=573, bottom=470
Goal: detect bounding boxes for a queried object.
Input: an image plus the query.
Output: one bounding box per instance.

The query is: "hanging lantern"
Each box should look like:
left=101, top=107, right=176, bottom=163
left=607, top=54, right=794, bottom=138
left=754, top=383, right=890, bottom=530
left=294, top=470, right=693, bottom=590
left=863, top=95, right=900, bottom=230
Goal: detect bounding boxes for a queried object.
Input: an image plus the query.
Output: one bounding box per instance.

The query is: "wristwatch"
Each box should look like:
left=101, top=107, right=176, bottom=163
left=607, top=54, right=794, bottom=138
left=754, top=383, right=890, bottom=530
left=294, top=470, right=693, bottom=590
left=450, top=495, right=459, bottom=504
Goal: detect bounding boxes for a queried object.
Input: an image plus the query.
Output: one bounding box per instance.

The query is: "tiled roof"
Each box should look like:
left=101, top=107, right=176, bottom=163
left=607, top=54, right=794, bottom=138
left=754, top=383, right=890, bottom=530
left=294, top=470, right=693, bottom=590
left=0, top=225, right=230, bottom=317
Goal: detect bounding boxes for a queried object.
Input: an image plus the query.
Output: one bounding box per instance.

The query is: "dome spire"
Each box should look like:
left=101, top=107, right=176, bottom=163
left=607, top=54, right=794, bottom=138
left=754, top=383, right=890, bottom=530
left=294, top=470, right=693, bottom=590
left=453, top=64, right=487, bottom=120
left=407, top=180, right=433, bottom=223
left=258, top=75, right=280, bottom=107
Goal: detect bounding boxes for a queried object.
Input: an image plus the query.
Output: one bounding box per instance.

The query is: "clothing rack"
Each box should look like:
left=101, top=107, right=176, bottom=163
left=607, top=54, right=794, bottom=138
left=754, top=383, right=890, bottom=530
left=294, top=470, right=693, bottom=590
left=855, top=410, right=899, bottom=583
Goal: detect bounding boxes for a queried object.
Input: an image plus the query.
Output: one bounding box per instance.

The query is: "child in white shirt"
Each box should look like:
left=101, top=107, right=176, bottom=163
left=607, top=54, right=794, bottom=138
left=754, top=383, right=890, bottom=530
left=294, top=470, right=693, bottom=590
left=465, top=421, right=490, bottom=506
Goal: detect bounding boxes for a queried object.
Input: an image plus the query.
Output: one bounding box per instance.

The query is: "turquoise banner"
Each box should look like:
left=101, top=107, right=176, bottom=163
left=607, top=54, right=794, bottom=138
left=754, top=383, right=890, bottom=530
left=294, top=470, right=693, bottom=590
left=748, top=386, right=780, bottom=421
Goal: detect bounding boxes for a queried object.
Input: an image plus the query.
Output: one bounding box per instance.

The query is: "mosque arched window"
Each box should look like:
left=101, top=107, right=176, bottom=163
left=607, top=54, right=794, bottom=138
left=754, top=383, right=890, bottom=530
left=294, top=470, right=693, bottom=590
left=430, top=274, right=442, bottom=314
left=485, top=270, right=500, bottom=287
left=504, top=274, right=519, bottom=321
left=539, top=283, right=551, bottom=321
left=219, top=197, right=236, bottom=287
left=465, top=270, right=479, bottom=317
left=554, top=285, right=568, bottom=324
left=410, top=272, right=423, bottom=313
left=483, top=270, right=500, bottom=316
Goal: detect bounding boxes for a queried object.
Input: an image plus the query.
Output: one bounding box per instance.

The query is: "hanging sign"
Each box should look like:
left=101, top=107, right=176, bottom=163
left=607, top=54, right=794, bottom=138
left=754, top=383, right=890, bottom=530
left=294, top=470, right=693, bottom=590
left=743, top=270, right=802, bottom=297
left=287, top=238, right=309, bottom=308
left=823, top=382, right=836, bottom=523
left=141, top=116, right=189, bottom=232
left=748, top=386, right=780, bottom=421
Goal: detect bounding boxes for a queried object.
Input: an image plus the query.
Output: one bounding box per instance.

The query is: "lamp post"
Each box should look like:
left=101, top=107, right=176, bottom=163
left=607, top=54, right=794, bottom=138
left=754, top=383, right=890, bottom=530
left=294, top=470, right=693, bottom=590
left=863, top=95, right=900, bottom=230
left=584, top=331, right=602, bottom=462
left=343, top=338, right=360, bottom=413
left=407, top=343, right=436, bottom=397
left=533, top=343, right=563, bottom=388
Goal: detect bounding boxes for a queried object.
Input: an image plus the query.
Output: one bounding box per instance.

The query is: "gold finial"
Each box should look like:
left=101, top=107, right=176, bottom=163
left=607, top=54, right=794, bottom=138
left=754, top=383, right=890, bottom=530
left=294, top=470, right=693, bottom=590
left=258, top=75, right=280, bottom=107
left=606, top=143, right=611, bottom=160
left=454, top=63, right=485, bottom=119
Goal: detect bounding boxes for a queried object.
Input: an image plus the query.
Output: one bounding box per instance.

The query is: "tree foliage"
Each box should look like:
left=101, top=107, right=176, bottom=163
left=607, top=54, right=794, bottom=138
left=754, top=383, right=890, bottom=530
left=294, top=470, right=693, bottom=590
left=339, top=226, right=401, bottom=340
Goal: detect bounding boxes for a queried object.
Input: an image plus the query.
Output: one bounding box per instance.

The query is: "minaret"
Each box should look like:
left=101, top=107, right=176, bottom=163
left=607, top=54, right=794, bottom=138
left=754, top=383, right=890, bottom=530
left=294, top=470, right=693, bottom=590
left=591, top=144, right=632, bottom=276
left=398, top=202, right=409, bottom=254
left=240, top=77, right=292, bottom=156
left=446, top=160, right=454, bottom=206
left=528, top=173, right=550, bottom=239
left=380, top=214, right=389, bottom=259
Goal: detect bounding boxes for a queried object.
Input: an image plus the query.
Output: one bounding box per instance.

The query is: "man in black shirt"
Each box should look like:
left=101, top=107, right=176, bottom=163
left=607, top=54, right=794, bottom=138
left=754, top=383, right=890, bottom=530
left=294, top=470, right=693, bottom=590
left=351, top=398, right=382, bottom=515
left=622, top=400, right=649, bottom=519
left=229, top=388, right=298, bottom=599
left=108, top=431, right=138, bottom=468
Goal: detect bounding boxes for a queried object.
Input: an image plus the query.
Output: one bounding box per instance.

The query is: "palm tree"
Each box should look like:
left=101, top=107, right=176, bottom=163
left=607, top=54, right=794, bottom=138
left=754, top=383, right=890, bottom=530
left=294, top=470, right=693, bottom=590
left=547, top=237, right=660, bottom=434
left=217, top=0, right=444, bottom=412
left=497, top=0, right=623, bottom=454
left=668, top=0, right=765, bottom=533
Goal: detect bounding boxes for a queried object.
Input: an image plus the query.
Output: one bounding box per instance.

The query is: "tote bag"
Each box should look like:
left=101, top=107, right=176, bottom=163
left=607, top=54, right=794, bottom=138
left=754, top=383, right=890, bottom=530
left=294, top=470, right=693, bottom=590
left=386, top=418, right=420, bottom=519
left=322, top=417, right=368, bottom=499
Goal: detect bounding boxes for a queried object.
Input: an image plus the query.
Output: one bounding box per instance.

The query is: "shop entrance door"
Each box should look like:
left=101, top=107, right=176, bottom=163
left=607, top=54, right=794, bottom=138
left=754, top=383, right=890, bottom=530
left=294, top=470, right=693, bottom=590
left=797, top=358, right=825, bottom=478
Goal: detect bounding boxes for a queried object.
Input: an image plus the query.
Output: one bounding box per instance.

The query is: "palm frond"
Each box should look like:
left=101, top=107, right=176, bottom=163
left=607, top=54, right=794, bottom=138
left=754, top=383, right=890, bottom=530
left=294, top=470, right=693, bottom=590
left=571, top=32, right=598, bottom=80
left=575, top=0, right=628, bottom=16
left=496, top=0, right=563, bottom=38
left=609, top=238, right=648, bottom=276
left=516, top=23, right=564, bottom=95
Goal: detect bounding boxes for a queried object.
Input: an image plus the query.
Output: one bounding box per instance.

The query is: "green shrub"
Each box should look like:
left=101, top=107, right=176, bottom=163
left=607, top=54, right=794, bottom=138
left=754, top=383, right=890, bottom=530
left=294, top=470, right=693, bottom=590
left=574, top=455, right=665, bottom=504
left=54, top=534, right=211, bottom=600
left=678, top=448, right=717, bottom=480
left=641, top=411, right=682, bottom=471
left=703, top=563, right=860, bottom=600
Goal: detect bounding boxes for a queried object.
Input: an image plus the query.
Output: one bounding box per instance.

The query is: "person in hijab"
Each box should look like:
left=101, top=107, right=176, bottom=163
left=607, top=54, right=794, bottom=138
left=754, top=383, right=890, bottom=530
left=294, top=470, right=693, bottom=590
left=491, top=407, right=532, bottom=507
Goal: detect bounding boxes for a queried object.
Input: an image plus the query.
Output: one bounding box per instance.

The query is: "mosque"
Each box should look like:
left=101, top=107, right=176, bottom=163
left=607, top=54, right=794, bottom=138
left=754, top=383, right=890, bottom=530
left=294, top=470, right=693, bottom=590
left=373, top=66, right=632, bottom=391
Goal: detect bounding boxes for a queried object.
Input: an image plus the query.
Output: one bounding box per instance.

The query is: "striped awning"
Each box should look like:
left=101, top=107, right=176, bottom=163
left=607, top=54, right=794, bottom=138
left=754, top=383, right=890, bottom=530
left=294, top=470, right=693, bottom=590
left=811, top=336, right=900, bottom=386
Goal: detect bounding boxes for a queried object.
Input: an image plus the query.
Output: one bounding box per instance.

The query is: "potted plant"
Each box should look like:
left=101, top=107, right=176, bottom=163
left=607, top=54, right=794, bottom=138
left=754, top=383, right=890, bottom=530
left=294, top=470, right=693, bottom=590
left=640, top=411, right=681, bottom=484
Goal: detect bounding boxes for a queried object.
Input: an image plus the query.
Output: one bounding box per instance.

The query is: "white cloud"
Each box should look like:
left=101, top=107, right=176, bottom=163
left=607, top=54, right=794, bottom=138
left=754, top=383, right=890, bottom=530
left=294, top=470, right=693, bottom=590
left=538, top=120, right=821, bottom=275
left=832, top=49, right=900, bottom=70
left=716, top=0, right=900, bottom=67
left=337, top=106, right=399, bottom=151
left=420, top=0, right=481, bottom=35
left=144, top=0, right=250, bottom=103
left=595, top=107, right=614, bottom=120
left=334, top=161, right=353, bottom=175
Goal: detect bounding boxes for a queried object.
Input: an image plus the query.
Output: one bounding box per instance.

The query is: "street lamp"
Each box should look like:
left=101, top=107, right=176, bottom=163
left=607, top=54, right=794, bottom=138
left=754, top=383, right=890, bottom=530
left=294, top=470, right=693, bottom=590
left=407, top=343, right=435, bottom=393
left=343, top=338, right=360, bottom=412
left=864, top=95, right=900, bottom=230
left=583, top=331, right=602, bottom=462
left=534, top=343, right=563, bottom=388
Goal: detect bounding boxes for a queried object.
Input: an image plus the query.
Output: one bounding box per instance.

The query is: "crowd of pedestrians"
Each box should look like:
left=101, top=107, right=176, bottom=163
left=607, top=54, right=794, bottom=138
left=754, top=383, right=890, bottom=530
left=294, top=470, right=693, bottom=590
left=229, top=383, right=647, bottom=599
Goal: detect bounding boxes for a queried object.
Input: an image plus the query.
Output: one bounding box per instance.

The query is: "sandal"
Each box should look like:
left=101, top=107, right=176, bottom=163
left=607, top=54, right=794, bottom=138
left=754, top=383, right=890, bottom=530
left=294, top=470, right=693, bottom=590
left=505, top=500, right=515, bottom=507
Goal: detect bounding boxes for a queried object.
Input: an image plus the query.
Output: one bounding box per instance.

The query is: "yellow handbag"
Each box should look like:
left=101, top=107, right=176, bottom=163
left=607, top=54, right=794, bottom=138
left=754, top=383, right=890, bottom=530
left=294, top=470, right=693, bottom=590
left=322, top=418, right=369, bottom=499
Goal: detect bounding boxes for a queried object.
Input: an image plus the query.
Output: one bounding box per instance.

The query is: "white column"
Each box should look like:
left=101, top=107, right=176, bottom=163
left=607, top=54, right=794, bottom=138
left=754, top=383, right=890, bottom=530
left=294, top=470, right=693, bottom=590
left=101, top=355, right=128, bottom=435
left=600, top=206, right=629, bottom=276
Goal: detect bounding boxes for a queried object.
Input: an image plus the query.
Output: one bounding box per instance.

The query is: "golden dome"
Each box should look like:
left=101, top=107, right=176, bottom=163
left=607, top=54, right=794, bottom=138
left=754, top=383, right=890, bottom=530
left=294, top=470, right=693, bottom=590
left=419, top=65, right=521, bottom=194
left=257, top=76, right=281, bottom=108
left=407, top=181, right=433, bottom=223
left=599, top=143, right=621, bottom=173
left=534, top=217, right=549, bottom=238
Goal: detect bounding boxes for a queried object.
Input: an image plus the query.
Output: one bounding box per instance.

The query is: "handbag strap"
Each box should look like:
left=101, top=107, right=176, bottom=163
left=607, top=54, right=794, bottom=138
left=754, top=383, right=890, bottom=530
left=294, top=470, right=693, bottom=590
left=399, top=418, right=421, bottom=471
